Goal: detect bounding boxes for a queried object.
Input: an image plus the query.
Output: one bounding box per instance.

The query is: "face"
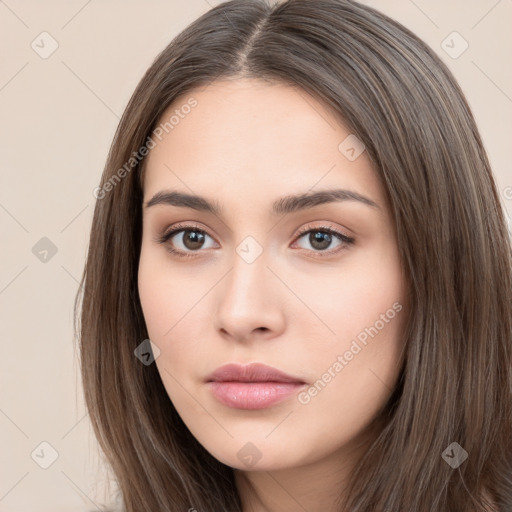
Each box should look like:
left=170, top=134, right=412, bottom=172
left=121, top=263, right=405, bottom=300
left=138, top=78, right=408, bottom=473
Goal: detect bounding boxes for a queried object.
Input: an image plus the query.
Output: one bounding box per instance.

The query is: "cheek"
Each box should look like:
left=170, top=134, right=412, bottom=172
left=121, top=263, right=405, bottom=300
left=138, top=261, right=201, bottom=413
left=297, top=242, right=407, bottom=407
left=137, top=250, right=216, bottom=372
left=138, top=242, right=198, bottom=338
left=138, top=260, right=170, bottom=340
left=303, top=242, right=405, bottom=348
left=296, top=298, right=406, bottom=451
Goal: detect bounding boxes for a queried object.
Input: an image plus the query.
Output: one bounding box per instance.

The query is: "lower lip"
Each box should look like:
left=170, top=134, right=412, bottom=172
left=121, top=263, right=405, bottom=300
left=207, top=381, right=305, bottom=410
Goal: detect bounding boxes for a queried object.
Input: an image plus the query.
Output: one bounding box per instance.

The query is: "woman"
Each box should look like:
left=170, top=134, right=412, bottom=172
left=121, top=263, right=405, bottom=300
left=75, top=0, right=512, bottom=510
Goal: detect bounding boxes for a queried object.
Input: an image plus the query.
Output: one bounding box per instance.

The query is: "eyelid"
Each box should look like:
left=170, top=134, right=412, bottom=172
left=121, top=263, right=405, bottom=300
left=154, top=222, right=217, bottom=246
left=293, top=222, right=354, bottom=243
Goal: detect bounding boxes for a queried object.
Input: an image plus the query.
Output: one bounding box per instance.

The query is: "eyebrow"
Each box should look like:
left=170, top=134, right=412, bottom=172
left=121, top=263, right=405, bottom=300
left=144, top=188, right=380, bottom=216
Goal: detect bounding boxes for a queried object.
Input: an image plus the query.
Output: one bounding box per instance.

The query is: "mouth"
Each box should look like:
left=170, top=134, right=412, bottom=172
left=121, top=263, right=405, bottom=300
left=205, top=362, right=307, bottom=410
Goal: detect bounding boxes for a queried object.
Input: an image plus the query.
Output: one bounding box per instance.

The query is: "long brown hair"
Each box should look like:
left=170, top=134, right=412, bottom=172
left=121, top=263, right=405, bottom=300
left=74, top=0, right=512, bottom=510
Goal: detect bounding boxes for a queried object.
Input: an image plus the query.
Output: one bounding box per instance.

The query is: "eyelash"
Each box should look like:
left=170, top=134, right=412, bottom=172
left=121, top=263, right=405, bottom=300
left=154, top=222, right=355, bottom=260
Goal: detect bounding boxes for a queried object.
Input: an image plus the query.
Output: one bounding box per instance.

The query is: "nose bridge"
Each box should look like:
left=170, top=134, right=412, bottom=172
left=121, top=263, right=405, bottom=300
left=213, top=234, right=284, bottom=339
left=225, top=236, right=269, bottom=304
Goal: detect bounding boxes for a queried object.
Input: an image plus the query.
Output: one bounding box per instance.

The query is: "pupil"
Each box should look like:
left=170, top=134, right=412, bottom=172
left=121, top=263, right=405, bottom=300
left=184, top=230, right=204, bottom=249
left=311, top=231, right=331, bottom=250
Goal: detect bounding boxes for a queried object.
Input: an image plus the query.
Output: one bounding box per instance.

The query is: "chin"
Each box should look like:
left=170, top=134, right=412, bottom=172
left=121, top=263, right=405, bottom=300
left=200, top=437, right=305, bottom=472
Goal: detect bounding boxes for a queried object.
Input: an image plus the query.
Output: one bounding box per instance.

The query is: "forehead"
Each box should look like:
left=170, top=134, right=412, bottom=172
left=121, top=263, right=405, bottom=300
left=142, top=78, right=386, bottom=212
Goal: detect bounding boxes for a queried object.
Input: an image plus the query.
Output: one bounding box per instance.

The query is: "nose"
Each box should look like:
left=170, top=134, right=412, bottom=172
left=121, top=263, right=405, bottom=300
left=213, top=248, right=286, bottom=343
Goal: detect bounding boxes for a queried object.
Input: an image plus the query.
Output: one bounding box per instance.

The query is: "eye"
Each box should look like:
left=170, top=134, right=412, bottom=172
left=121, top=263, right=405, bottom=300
left=291, top=224, right=355, bottom=257
left=155, top=223, right=217, bottom=259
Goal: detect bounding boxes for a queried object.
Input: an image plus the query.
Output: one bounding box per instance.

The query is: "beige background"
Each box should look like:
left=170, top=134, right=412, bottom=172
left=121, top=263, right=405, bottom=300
left=0, top=1, right=510, bottom=510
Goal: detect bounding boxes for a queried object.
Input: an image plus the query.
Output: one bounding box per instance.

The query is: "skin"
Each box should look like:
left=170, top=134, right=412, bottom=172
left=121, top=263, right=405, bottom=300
left=138, top=78, right=409, bottom=511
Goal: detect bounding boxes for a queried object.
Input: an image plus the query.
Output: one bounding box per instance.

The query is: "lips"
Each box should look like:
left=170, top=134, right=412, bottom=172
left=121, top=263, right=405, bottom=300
left=205, top=363, right=306, bottom=410
left=205, top=362, right=306, bottom=384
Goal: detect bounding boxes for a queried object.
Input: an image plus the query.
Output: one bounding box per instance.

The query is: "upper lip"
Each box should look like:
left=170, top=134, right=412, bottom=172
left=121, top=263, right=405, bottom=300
left=206, top=363, right=306, bottom=384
